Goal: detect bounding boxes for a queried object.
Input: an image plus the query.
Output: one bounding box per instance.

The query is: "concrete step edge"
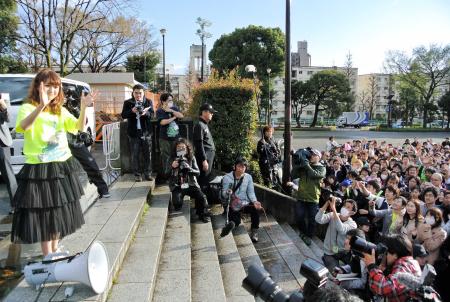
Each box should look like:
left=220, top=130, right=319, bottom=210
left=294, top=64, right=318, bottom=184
left=210, top=205, right=254, bottom=302
left=107, top=186, right=170, bottom=302
left=151, top=197, right=192, bottom=302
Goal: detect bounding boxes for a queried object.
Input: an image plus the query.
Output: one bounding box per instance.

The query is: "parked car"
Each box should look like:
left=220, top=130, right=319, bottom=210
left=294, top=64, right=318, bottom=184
left=0, top=74, right=95, bottom=172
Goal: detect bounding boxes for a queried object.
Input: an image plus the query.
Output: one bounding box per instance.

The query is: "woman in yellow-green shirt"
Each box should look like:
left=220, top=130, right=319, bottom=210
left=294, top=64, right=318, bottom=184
left=11, top=69, right=93, bottom=257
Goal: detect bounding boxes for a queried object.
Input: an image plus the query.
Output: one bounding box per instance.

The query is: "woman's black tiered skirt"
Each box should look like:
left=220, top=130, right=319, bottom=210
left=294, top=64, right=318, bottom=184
left=11, top=157, right=85, bottom=244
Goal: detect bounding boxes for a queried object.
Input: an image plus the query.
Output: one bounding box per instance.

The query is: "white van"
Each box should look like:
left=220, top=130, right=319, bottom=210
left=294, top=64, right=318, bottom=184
left=0, top=74, right=96, bottom=172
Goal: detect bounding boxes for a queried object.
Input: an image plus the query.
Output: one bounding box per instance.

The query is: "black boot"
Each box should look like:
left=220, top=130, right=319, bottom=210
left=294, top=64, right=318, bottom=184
left=220, top=221, right=235, bottom=237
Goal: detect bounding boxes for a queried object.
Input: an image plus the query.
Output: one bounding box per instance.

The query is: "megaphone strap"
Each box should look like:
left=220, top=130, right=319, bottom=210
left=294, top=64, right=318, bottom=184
left=41, top=252, right=82, bottom=264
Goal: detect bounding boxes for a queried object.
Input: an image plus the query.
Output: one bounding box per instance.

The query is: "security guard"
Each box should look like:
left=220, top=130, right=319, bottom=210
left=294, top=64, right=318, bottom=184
left=193, top=103, right=217, bottom=197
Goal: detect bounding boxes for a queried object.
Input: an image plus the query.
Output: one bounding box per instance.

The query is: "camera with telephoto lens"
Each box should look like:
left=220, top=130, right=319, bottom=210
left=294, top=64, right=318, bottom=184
left=350, top=236, right=387, bottom=262
left=293, top=147, right=313, bottom=165
left=135, top=102, right=144, bottom=115
left=320, top=188, right=343, bottom=208
left=242, top=258, right=329, bottom=302
left=176, top=149, right=190, bottom=175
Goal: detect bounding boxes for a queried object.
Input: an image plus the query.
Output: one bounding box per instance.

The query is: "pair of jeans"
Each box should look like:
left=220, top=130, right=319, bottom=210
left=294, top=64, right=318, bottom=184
left=295, top=200, right=319, bottom=237
left=228, top=205, right=260, bottom=229
left=171, top=186, right=207, bottom=215
left=129, top=135, right=152, bottom=176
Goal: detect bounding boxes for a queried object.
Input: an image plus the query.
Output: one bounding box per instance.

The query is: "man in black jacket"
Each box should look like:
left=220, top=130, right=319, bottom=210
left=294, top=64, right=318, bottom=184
left=193, top=103, right=216, bottom=195
left=121, top=84, right=154, bottom=182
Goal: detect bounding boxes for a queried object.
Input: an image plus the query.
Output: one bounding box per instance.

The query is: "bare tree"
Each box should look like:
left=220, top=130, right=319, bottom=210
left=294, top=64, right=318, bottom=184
left=385, top=44, right=450, bottom=127
left=358, top=90, right=369, bottom=111
left=17, top=0, right=130, bottom=75
left=366, top=74, right=379, bottom=119
left=71, top=16, right=156, bottom=73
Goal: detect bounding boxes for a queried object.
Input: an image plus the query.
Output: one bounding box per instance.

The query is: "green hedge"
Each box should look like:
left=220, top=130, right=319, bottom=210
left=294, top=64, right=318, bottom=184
left=190, top=70, right=260, bottom=175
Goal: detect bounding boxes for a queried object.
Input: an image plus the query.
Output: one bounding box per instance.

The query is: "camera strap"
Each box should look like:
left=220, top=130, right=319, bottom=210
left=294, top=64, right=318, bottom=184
left=232, top=176, right=244, bottom=194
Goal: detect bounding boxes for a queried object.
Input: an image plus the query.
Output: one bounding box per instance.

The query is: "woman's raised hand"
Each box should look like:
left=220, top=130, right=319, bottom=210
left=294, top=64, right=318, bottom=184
left=39, top=82, right=51, bottom=107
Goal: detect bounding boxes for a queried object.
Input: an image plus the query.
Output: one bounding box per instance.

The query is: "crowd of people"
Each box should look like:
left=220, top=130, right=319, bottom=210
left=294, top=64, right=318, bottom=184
left=4, top=70, right=450, bottom=301
left=288, top=136, right=450, bottom=302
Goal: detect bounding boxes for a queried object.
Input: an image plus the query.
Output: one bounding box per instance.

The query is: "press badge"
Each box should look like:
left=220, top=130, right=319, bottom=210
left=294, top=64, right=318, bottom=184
left=181, top=183, right=189, bottom=189
left=332, top=245, right=339, bottom=254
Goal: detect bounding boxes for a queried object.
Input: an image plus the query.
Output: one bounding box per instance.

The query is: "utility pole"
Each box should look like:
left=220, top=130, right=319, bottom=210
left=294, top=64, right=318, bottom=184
left=196, top=17, right=212, bottom=82
left=283, top=0, right=292, bottom=186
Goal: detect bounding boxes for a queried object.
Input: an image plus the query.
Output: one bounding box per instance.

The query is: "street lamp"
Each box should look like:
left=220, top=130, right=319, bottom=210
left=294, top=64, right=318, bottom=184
left=196, top=17, right=212, bottom=82
left=160, top=28, right=167, bottom=91
left=267, top=68, right=271, bottom=125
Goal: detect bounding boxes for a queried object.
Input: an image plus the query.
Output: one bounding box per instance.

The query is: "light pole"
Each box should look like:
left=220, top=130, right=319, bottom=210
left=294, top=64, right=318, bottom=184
left=283, top=0, right=292, bottom=186
left=267, top=68, right=271, bottom=125
left=160, top=28, right=166, bottom=91
left=196, top=17, right=212, bottom=82
left=246, top=64, right=263, bottom=136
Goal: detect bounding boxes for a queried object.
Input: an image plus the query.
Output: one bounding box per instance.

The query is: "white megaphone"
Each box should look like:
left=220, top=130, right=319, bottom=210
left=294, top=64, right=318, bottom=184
left=24, top=241, right=109, bottom=294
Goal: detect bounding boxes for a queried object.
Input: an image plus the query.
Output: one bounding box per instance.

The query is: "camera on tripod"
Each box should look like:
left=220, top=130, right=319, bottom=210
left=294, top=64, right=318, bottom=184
left=242, top=258, right=329, bottom=301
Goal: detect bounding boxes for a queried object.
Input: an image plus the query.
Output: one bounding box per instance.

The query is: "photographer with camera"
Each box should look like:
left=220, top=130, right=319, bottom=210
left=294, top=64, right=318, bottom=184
left=157, top=93, right=184, bottom=182
left=63, top=89, right=110, bottom=198
left=121, top=84, right=154, bottom=182
left=168, top=138, right=209, bottom=222
left=220, top=157, right=261, bottom=243
left=315, top=196, right=357, bottom=271
left=257, top=125, right=282, bottom=188
left=362, top=234, right=422, bottom=302
left=292, top=148, right=326, bottom=246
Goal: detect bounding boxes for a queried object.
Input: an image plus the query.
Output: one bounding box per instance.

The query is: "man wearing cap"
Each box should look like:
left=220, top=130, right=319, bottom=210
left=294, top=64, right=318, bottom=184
left=292, top=148, right=326, bottom=246
left=193, top=103, right=216, bottom=197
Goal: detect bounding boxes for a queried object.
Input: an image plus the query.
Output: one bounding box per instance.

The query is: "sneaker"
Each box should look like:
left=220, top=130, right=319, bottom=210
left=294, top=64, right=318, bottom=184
left=135, top=175, right=142, bottom=182
left=250, top=229, right=259, bottom=243
left=220, top=221, right=235, bottom=237
left=300, top=234, right=312, bottom=246
left=100, top=192, right=111, bottom=198
left=144, top=175, right=154, bottom=181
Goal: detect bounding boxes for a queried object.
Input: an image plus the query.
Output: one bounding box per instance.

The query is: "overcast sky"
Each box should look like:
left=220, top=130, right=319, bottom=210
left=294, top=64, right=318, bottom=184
left=136, top=0, right=450, bottom=75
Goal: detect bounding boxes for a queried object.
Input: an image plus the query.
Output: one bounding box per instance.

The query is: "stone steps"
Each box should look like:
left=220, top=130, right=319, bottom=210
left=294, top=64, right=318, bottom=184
left=151, top=198, right=192, bottom=302
left=191, top=207, right=227, bottom=302
left=107, top=186, right=170, bottom=302
left=210, top=205, right=255, bottom=302
left=5, top=174, right=155, bottom=302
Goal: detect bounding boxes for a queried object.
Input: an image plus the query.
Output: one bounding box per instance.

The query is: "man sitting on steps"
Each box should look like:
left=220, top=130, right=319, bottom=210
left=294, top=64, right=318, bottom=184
left=220, top=157, right=262, bottom=243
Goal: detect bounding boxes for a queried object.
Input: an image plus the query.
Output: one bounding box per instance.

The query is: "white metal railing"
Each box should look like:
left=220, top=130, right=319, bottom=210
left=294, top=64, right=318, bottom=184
left=99, top=122, right=121, bottom=172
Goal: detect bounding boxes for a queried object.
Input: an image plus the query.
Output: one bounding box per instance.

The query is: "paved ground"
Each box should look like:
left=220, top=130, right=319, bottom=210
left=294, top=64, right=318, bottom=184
left=272, top=129, right=450, bottom=151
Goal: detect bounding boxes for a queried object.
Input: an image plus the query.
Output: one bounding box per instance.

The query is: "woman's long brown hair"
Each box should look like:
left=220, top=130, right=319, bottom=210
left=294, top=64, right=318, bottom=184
left=27, top=69, right=64, bottom=115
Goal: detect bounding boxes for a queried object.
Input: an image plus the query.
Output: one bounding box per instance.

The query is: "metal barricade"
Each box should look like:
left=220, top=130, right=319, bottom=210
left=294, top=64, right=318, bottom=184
left=99, top=122, right=121, bottom=172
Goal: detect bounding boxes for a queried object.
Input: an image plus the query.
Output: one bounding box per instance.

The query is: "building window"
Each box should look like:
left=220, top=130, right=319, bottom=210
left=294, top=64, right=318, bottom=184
left=292, top=70, right=297, bottom=77
left=299, top=70, right=303, bottom=74
left=306, top=110, right=313, bottom=115
left=307, top=71, right=313, bottom=75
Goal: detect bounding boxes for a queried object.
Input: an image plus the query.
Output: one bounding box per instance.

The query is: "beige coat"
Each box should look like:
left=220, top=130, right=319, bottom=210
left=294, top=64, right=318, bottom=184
left=417, top=224, right=447, bottom=265
left=401, top=218, right=423, bottom=243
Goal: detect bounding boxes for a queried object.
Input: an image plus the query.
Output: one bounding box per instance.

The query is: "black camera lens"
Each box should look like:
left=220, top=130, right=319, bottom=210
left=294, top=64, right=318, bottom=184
left=243, top=265, right=290, bottom=302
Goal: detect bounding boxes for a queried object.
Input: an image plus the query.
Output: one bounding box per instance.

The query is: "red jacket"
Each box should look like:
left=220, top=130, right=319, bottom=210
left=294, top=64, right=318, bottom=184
left=368, top=256, right=421, bottom=302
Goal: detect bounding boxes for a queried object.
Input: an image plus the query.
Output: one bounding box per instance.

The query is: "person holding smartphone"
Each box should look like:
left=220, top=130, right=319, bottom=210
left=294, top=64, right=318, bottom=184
left=0, top=93, right=17, bottom=210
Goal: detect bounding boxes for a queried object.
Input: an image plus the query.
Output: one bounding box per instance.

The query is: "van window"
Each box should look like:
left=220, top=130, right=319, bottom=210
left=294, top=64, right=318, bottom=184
left=0, top=77, right=32, bottom=105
